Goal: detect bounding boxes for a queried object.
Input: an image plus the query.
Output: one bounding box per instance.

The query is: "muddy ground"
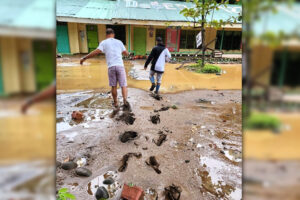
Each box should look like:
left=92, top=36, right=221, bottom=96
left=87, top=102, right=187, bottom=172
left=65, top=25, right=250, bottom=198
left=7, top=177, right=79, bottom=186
left=56, top=88, right=242, bottom=199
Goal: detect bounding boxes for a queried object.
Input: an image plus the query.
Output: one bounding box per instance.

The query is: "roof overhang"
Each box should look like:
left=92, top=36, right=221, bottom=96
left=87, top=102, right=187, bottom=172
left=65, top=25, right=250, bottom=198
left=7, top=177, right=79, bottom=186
left=0, top=26, right=55, bottom=39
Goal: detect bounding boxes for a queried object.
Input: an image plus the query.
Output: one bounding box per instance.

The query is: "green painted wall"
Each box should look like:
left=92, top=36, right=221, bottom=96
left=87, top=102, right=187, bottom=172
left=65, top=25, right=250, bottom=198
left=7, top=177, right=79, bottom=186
left=56, top=23, right=70, bottom=54
left=133, top=27, right=147, bottom=55
left=33, top=41, right=55, bottom=91
left=86, top=25, right=99, bottom=52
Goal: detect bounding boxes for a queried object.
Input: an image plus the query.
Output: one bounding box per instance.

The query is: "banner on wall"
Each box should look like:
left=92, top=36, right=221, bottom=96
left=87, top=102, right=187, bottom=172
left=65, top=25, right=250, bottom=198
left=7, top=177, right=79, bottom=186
left=166, top=27, right=180, bottom=52
left=196, top=31, right=202, bottom=48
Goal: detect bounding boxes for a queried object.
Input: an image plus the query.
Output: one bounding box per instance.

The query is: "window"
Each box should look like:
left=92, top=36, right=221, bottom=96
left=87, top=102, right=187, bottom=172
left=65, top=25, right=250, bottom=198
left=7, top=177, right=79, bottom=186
left=180, top=30, right=198, bottom=49
left=156, top=29, right=166, bottom=44
left=215, top=30, right=242, bottom=51
left=106, top=25, right=126, bottom=45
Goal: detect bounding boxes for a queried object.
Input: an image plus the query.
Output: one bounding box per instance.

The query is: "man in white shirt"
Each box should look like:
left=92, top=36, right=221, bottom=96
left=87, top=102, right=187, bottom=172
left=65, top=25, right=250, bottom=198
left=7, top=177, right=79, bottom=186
left=80, top=28, right=129, bottom=108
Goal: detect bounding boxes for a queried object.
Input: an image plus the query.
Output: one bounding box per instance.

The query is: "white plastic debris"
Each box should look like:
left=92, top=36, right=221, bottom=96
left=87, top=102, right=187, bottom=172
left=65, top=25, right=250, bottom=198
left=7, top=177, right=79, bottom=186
left=76, top=158, right=87, bottom=167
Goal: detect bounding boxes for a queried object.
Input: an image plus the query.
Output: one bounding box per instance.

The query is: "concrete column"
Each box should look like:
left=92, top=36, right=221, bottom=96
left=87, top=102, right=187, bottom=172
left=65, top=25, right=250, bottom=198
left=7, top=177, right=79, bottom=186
left=68, top=22, right=80, bottom=54
left=78, top=23, right=88, bottom=53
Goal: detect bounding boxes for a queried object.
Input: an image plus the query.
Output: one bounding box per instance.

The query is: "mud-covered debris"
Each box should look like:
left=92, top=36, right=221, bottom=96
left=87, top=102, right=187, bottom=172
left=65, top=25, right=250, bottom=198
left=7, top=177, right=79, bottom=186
left=185, top=160, right=190, bottom=163
left=117, top=112, right=136, bottom=125
left=122, top=101, right=132, bottom=112
left=154, top=106, right=170, bottom=112
left=150, top=114, right=160, bottom=124
left=142, top=147, right=148, bottom=150
left=103, top=177, right=114, bottom=185
left=153, top=131, right=167, bottom=146
left=95, top=186, right=109, bottom=199
left=146, top=156, right=161, bottom=174
left=71, top=111, right=84, bottom=120
left=119, top=131, right=138, bottom=143
left=56, top=161, right=62, bottom=168
left=150, top=93, right=162, bottom=101
left=75, top=167, right=92, bottom=177
left=164, top=184, right=182, bottom=200
left=196, top=99, right=210, bottom=104
left=118, top=153, right=142, bottom=172
left=61, top=161, right=77, bottom=170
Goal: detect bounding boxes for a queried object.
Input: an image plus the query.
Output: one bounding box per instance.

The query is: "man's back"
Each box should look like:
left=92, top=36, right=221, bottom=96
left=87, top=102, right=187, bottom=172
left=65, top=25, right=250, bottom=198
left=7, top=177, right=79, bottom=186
left=98, top=38, right=126, bottom=68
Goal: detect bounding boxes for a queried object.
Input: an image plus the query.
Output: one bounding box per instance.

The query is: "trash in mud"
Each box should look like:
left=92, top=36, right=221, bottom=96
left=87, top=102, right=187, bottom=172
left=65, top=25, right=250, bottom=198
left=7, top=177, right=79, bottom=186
left=121, top=184, right=144, bottom=200
left=61, top=161, right=78, bottom=170
left=87, top=171, right=121, bottom=198
left=76, top=157, right=87, bottom=167
left=103, top=177, right=114, bottom=185
left=75, top=167, right=92, bottom=177
left=150, top=93, right=162, bottom=101
left=164, top=184, right=182, bottom=200
left=146, top=156, right=161, bottom=174
left=117, top=112, right=136, bottom=125
left=153, top=131, right=167, bottom=146
left=95, top=186, right=109, bottom=199
left=122, top=101, right=132, bottom=112
left=145, top=188, right=159, bottom=200
left=150, top=114, right=160, bottom=124
left=119, top=131, right=138, bottom=143
left=154, top=106, right=170, bottom=112
left=185, top=160, right=190, bottom=163
left=71, top=111, right=84, bottom=120
left=118, top=153, right=142, bottom=172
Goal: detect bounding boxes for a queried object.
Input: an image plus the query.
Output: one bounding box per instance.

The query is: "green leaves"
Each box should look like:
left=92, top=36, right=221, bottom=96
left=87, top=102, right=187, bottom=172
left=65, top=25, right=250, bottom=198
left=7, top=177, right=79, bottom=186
left=57, top=188, right=76, bottom=200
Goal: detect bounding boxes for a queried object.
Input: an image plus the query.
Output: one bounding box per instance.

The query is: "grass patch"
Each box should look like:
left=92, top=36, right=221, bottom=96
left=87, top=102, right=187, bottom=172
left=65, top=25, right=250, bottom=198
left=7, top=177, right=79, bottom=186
left=245, top=112, right=281, bottom=130
left=186, top=60, right=221, bottom=74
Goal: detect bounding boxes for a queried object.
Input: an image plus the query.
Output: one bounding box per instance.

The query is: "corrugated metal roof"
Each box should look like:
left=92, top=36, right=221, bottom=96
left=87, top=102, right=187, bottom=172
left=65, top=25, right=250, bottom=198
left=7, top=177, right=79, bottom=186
left=56, top=0, right=242, bottom=23
left=253, top=3, right=300, bottom=36
left=0, top=0, right=55, bottom=30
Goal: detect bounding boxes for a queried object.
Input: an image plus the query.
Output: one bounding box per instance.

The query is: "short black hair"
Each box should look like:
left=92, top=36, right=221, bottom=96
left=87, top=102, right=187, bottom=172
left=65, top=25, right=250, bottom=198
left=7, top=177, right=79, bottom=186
left=106, top=28, right=114, bottom=35
left=156, top=37, right=163, bottom=43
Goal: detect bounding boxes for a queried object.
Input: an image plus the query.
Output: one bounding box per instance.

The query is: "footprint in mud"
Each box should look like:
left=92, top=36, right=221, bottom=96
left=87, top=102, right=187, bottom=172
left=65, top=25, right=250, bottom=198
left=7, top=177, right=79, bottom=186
left=164, top=184, right=182, bottom=200
left=146, top=156, right=161, bottom=174
left=153, top=131, right=167, bottom=146
left=118, top=153, right=142, bottom=172
left=150, top=93, right=162, bottom=101
left=150, top=114, right=160, bottom=124
left=119, top=131, right=138, bottom=143
left=117, top=112, right=136, bottom=125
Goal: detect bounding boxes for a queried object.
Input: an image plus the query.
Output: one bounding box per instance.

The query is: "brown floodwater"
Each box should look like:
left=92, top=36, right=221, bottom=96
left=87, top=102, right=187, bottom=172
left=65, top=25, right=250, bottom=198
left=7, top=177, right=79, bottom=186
left=244, top=113, right=300, bottom=160
left=56, top=57, right=241, bottom=93
left=0, top=101, right=55, bottom=163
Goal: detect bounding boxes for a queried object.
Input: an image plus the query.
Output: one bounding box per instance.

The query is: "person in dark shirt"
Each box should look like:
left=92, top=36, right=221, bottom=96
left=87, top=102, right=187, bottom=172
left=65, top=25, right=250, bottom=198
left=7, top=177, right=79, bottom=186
left=144, top=37, right=171, bottom=94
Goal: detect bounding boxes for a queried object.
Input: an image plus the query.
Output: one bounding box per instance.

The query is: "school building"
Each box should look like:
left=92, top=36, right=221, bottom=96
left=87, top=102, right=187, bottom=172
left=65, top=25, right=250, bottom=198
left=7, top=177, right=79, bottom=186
left=0, top=0, right=55, bottom=96
left=56, top=0, right=242, bottom=56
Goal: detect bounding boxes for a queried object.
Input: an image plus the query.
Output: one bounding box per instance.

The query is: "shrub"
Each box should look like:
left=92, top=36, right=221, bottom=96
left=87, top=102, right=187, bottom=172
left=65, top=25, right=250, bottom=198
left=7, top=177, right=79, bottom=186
left=200, top=65, right=221, bottom=73
left=245, top=113, right=281, bottom=130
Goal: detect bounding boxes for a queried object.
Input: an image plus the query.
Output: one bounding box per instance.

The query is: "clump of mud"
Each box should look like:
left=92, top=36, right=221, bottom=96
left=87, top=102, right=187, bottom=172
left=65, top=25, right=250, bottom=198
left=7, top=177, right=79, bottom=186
left=119, top=131, right=138, bottom=143
left=150, top=114, right=160, bottom=124
left=146, top=156, right=161, bottom=174
left=196, top=98, right=210, bottom=104
left=117, top=112, right=136, bottom=125
left=164, top=184, right=182, bottom=200
left=150, top=93, right=162, bottom=101
left=118, top=153, right=142, bottom=172
left=122, top=101, right=132, bottom=112
left=154, top=106, right=170, bottom=112
left=153, top=131, right=167, bottom=146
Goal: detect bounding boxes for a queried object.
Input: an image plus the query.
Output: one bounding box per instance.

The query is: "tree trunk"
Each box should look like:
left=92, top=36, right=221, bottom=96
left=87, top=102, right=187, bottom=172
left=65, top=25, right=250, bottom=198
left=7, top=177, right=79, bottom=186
left=201, top=0, right=205, bottom=68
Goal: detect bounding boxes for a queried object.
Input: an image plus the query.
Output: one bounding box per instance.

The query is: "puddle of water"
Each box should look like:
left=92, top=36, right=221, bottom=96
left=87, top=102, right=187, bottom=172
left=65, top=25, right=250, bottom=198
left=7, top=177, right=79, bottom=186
left=57, top=57, right=241, bottom=93
left=199, top=156, right=241, bottom=199
left=245, top=113, right=300, bottom=160
left=0, top=103, right=55, bottom=161
left=87, top=171, right=122, bottom=199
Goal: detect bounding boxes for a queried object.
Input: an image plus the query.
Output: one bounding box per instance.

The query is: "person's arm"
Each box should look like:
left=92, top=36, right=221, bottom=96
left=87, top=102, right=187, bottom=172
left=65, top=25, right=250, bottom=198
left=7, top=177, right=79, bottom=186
left=165, top=48, right=171, bottom=62
left=21, top=84, right=56, bottom=114
left=144, top=49, right=155, bottom=70
left=80, top=49, right=102, bottom=65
